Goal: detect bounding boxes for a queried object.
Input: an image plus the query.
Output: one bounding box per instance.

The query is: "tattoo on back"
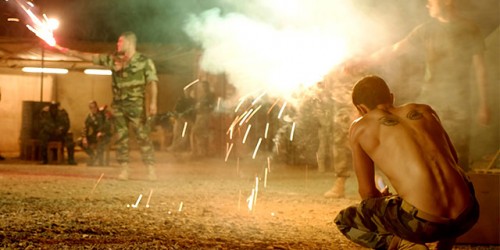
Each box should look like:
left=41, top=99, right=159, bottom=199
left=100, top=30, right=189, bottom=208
left=407, top=110, right=423, bottom=120
left=379, top=115, right=399, bottom=126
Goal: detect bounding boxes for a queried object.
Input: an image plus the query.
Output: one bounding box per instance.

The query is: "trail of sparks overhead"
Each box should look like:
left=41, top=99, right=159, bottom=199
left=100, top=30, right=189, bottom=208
left=14, top=0, right=57, bottom=46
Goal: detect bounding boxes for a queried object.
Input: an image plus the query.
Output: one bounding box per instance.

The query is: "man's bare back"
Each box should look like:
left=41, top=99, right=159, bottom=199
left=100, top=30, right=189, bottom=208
left=350, top=103, right=472, bottom=219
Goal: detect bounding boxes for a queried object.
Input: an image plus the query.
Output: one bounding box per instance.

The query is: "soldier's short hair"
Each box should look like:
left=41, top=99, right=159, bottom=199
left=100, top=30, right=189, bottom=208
left=352, top=75, right=391, bottom=109
left=120, top=31, right=137, bottom=45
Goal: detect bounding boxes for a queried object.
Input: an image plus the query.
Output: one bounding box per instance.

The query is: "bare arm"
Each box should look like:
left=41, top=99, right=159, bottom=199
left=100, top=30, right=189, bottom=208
left=472, top=53, right=490, bottom=125
left=148, top=80, right=158, bottom=115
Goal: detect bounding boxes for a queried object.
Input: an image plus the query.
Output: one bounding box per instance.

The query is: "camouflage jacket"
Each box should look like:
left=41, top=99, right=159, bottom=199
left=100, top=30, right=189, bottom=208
left=81, top=111, right=110, bottom=139
left=93, top=52, right=158, bottom=104
left=39, top=106, right=71, bottom=135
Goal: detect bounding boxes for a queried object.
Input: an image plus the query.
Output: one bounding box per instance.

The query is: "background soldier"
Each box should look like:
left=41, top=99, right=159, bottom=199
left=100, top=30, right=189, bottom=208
left=168, top=89, right=196, bottom=152
left=38, top=102, right=77, bottom=165
left=57, top=31, right=159, bottom=180
left=77, top=100, right=112, bottom=166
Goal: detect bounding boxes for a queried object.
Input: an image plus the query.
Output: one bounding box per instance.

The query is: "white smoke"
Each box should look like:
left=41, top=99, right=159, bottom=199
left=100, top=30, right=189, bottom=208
left=183, top=0, right=426, bottom=100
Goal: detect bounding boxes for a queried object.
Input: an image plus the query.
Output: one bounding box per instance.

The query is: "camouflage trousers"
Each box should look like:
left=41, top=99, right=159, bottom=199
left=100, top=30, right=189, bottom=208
left=39, top=132, right=75, bottom=161
left=316, top=128, right=350, bottom=177
left=334, top=190, right=479, bottom=249
left=113, top=103, right=155, bottom=165
left=77, top=135, right=111, bottom=165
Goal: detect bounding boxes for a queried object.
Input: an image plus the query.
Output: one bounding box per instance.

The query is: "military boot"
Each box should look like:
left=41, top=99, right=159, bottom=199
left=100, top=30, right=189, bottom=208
left=324, top=177, right=346, bottom=198
left=147, top=164, right=157, bottom=181
left=118, top=163, right=129, bottom=180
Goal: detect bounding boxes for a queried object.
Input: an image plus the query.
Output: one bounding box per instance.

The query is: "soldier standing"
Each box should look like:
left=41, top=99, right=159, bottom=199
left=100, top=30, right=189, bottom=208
left=38, top=102, right=77, bottom=165
left=57, top=31, right=158, bottom=180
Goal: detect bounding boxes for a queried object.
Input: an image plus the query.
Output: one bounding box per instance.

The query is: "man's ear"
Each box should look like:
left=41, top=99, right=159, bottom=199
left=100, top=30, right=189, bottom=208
left=355, top=104, right=370, bottom=115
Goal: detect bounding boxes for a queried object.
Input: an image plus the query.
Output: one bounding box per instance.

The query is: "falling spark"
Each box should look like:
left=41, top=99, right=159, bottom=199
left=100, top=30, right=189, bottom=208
left=252, top=138, right=263, bottom=159
left=290, top=122, right=296, bottom=141
left=251, top=91, right=267, bottom=106
left=245, top=105, right=262, bottom=123
left=247, top=189, right=255, bottom=211
left=226, top=114, right=241, bottom=135
left=225, top=143, right=234, bottom=162
left=216, top=97, right=221, bottom=111
left=14, top=0, right=56, bottom=46
left=145, top=189, right=154, bottom=208
left=264, top=168, right=268, bottom=188
left=229, top=127, right=234, bottom=140
left=183, top=79, right=199, bottom=91
left=267, top=98, right=280, bottom=115
left=181, top=121, right=188, bottom=137
left=242, top=125, right=252, bottom=144
left=277, top=101, right=287, bottom=119
left=131, top=194, right=143, bottom=208
left=234, top=98, right=246, bottom=113
left=178, top=201, right=184, bottom=212
left=239, top=109, right=253, bottom=126
left=264, top=122, right=270, bottom=139
left=267, top=157, right=271, bottom=173
left=90, top=173, right=104, bottom=195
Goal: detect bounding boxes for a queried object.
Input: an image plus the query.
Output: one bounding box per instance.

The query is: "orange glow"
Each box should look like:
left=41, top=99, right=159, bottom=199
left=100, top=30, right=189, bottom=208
left=14, top=0, right=57, bottom=46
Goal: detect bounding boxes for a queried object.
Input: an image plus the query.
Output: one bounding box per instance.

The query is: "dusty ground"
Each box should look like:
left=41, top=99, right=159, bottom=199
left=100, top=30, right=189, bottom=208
left=0, top=151, right=498, bottom=249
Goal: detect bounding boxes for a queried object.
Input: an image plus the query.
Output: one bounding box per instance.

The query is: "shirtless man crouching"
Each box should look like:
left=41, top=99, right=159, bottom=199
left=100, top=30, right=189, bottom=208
left=335, top=75, right=479, bottom=250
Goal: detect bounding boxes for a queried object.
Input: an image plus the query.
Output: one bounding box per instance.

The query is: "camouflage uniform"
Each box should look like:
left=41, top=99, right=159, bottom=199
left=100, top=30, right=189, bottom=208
left=168, top=94, right=196, bottom=152
left=93, top=52, right=157, bottom=166
left=311, top=86, right=351, bottom=176
left=334, top=182, right=479, bottom=249
left=38, top=103, right=76, bottom=165
left=77, top=108, right=112, bottom=166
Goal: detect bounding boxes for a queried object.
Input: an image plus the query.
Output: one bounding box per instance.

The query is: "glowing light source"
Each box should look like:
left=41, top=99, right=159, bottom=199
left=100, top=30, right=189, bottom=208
left=22, top=67, right=68, bottom=74
left=14, top=0, right=57, bottom=46
left=84, top=69, right=112, bottom=75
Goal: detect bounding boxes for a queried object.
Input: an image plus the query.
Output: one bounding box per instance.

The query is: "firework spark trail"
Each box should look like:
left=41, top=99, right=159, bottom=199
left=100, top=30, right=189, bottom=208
left=90, top=173, right=104, bottom=195
left=183, top=79, right=199, bottom=91
left=267, top=98, right=280, bottom=115
left=226, top=114, right=241, bottom=135
left=239, top=109, right=253, bottom=126
left=252, top=138, right=263, bottom=159
left=245, top=105, right=262, bottom=123
left=277, top=101, right=287, bottom=119
left=131, top=194, right=143, bottom=208
left=181, top=122, right=188, bottom=137
left=145, top=189, right=154, bottom=208
left=290, top=122, right=296, bottom=141
left=264, top=122, right=270, bottom=139
left=264, top=167, right=268, bottom=188
left=14, top=0, right=56, bottom=46
left=242, top=125, right=252, bottom=144
left=225, top=143, right=234, bottom=162
left=251, top=91, right=267, bottom=106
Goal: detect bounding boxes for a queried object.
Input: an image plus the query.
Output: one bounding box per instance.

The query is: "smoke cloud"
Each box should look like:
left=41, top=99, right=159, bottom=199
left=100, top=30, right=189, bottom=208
left=183, top=0, right=426, bottom=99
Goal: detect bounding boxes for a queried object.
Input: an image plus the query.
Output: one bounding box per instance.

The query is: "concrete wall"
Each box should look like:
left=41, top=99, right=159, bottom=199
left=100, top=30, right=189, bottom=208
left=0, top=68, right=196, bottom=155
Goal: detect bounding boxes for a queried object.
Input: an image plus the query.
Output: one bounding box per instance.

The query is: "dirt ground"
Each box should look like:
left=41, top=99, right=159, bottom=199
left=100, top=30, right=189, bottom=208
left=0, top=151, right=498, bottom=249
